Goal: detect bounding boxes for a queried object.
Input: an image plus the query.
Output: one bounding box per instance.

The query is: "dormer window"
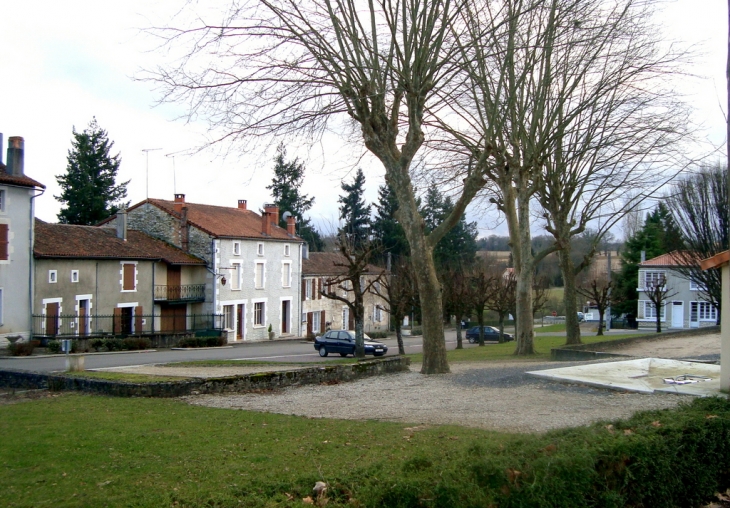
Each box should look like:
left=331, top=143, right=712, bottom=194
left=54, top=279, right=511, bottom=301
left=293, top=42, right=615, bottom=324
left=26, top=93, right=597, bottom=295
left=257, top=243, right=264, bottom=256
left=233, top=241, right=241, bottom=256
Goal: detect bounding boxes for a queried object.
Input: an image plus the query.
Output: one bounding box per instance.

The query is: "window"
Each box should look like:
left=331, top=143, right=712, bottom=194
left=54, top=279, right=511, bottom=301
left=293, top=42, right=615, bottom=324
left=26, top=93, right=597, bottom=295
left=375, top=305, right=383, bottom=322
left=232, top=242, right=241, bottom=256
left=255, top=262, right=265, bottom=289
left=282, top=262, right=291, bottom=287
left=312, top=311, right=321, bottom=333
left=254, top=302, right=265, bottom=326
left=284, top=244, right=290, bottom=257
left=641, top=271, right=665, bottom=290
left=122, top=263, right=136, bottom=291
left=0, top=288, right=3, bottom=326
left=689, top=276, right=707, bottom=291
left=257, top=243, right=264, bottom=256
left=373, top=281, right=381, bottom=295
left=48, top=270, right=57, bottom=283
left=231, top=262, right=242, bottom=290
left=305, top=279, right=312, bottom=299
left=0, top=223, right=9, bottom=261
left=639, top=300, right=665, bottom=320
left=71, top=270, right=79, bottom=283
left=223, top=305, right=235, bottom=329
left=698, top=302, right=716, bottom=321
left=0, top=190, right=5, bottom=212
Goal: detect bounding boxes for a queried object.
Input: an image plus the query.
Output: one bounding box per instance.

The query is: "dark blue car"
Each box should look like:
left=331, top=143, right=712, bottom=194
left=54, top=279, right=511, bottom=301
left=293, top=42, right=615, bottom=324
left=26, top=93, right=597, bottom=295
left=314, top=330, right=388, bottom=357
left=465, top=326, right=513, bottom=343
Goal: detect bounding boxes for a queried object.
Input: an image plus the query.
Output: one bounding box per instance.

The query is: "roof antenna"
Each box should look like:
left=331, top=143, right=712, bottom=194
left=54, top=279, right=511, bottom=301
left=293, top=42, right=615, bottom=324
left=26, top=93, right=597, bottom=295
left=165, top=152, right=177, bottom=195
left=142, top=148, right=162, bottom=199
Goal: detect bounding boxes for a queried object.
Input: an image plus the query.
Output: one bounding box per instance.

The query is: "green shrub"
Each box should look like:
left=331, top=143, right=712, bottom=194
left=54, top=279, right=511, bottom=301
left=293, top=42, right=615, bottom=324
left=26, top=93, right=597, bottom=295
left=410, top=327, right=423, bottom=336
left=368, top=331, right=389, bottom=339
left=90, top=339, right=104, bottom=352
left=8, top=341, right=35, bottom=356
left=103, top=338, right=124, bottom=351
left=122, top=337, right=152, bottom=350
left=179, top=336, right=225, bottom=348
left=47, top=340, right=61, bottom=354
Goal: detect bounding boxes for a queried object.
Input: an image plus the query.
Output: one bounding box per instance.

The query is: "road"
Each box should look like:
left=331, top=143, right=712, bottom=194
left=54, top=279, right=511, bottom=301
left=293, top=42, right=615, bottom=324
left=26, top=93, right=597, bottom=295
left=0, top=333, right=475, bottom=373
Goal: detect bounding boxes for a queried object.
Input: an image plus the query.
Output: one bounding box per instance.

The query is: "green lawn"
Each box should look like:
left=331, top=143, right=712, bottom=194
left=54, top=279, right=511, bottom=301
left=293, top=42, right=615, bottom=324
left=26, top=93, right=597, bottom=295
left=63, top=371, right=190, bottom=383
left=534, top=323, right=566, bottom=333
left=0, top=394, right=513, bottom=507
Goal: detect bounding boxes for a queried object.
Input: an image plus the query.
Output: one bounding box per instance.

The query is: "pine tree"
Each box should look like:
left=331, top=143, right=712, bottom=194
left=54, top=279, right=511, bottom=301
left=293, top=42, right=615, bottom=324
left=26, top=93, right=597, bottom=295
left=420, top=184, right=478, bottom=269
left=266, top=144, right=324, bottom=251
left=55, top=118, right=129, bottom=225
left=338, top=168, right=371, bottom=248
left=371, top=183, right=409, bottom=260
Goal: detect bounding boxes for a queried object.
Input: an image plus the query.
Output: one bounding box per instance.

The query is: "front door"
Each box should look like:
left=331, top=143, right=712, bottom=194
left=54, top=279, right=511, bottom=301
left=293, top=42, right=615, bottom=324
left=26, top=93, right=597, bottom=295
left=671, top=301, right=684, bottom=328
left=45, top=302, right=59, bottom=336
left=78, top=299, right=89, bottom=336
left=236, top=304, right=245, bottom=340
left=281, top=300, right=290, bottom=334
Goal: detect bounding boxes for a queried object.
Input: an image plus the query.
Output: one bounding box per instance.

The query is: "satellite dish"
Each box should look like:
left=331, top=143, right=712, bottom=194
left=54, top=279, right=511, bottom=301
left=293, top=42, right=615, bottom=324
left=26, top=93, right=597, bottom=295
left=282, top=211, right=292, bottom=221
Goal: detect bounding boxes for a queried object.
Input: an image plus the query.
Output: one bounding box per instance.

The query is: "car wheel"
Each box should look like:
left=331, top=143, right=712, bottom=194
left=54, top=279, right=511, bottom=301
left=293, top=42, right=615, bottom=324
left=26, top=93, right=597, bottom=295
left=468, top=337, right=476, bottom=344
left=319, top=347, right=328, bottom=357
left=339, top=353, right=348, bottom=357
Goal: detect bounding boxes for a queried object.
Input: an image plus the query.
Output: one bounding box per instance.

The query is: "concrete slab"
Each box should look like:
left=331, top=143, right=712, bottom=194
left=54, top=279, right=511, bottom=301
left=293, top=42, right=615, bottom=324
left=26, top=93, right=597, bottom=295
left=527, top=358, right=725, bottom=397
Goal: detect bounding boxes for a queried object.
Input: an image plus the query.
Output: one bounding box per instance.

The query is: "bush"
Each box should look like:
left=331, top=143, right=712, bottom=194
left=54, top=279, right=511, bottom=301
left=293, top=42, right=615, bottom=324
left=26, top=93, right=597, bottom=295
left=47, top=340, right=61, bottom=354
left=90, top=339, right=104, bottom=352
left=368, top=331, right=389, bottom=339
left=8, top=342, right=35, bottom=356
left=410, top=327, right=423, bottom=336
left=103, top=338, right=124, bottom=351
left=122, top=337, right=152, bottom=351
left=178, top=336, right=225, bottom=348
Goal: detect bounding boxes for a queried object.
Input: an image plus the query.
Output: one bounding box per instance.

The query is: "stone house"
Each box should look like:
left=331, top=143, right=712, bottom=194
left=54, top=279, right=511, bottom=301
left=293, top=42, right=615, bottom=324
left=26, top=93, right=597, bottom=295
left=0, top=135, right=45, bottom=345
left=637, top=251, right=716, bottom=329
left=109, top=195, right=304, bottom=341
left=302, top=251, right=389, bottom=336
left=33, top=215, right=207, bottom=337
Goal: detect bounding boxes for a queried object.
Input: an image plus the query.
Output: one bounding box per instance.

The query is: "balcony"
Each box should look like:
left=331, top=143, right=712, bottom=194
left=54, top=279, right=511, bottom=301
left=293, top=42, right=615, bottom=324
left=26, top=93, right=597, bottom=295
left=154, top=284, right=206, bottom=303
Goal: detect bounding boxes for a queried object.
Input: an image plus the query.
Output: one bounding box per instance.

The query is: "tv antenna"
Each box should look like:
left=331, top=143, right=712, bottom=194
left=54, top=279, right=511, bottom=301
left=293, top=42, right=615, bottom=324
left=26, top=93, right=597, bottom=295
left=141, top=148, right=162, bottom=199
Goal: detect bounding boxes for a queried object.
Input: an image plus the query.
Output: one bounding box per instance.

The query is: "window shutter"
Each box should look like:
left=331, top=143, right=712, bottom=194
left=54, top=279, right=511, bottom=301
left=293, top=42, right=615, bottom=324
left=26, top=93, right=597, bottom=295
left=307, top=312, right=313, bottom=335
left=0, top=224, right=8, bottom=260
left=123, top=264, right=135, bottom=290
left=135, top=306, right=144, bottom=334
left=302, top=279, right=307, bottom=300
left=321, top=310, right=326, bottom=332
left=113, top=308, right=122, bottom=334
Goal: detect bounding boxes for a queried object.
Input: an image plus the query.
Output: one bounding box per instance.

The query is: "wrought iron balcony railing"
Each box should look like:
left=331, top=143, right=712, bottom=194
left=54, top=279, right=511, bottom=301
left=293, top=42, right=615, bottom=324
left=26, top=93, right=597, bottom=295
left=154, top=284, right=206, bottom=302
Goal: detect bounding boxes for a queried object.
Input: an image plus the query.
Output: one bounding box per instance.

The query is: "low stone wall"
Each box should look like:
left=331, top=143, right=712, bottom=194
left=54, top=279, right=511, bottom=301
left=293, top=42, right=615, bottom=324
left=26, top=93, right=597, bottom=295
left=550, top=326, right=720, bottom=361
left=0, top=356, right=411, bottom=397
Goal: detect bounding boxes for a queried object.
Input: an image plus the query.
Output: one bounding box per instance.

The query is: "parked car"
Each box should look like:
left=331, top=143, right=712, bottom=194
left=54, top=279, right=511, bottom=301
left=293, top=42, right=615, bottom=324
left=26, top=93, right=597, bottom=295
left=314, top=330, right=388, bottom=357
left=577, top=312, right=585, bottom=322
left=465, top=326, right=513, bottom=343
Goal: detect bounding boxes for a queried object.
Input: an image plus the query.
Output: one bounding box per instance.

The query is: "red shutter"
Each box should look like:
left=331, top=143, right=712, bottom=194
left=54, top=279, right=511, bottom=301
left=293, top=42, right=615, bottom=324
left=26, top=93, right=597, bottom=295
left=135, top=306, right=144, bottom=334
left=123, top=264, right=135, bottom=290
left=307, top=312, right=313, bottom=335
left=302, top=278, right=307, bottom=300
left=321, top=310, right=326, bottom=332
left=0, top=224, right=8, bottom=260
left=113, top=308, right=122, bottom=334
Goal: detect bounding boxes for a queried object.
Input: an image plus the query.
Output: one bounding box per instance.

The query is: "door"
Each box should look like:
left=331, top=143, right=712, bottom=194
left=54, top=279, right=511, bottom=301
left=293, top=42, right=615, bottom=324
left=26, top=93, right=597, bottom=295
left=671, top=301, right=684, bottom=328
left=78, top=300, right=89, bottom=336
left=161, top=305, right=186, bottom=332
left=45, top=302, right=59, bottom=336
left=120, top=307, right=133, bottom=335
left=236, top=304, right=245, bottom=340
left=167, top=266, right=181, bottom=300
left=690, top=302, right=700, bottom=328
left=281, top=300, right=290, bottom=334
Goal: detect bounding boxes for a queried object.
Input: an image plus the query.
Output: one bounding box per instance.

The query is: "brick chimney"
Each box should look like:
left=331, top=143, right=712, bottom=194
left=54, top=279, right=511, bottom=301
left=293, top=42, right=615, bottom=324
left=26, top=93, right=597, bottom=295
left=116, top=209, right=128, bottom=241
left=264, top=203, right=279, bottom=223
left=180, top=206, right=189, bottom=252
left=173, top=194, right=185, bottom=214
left=261, top=210, right=271, bottom=236
left=286, top=215, right=296, bottom=235
left=238, top=199, right=247, bottom=210
left=6, top=136, right=24, bottom=176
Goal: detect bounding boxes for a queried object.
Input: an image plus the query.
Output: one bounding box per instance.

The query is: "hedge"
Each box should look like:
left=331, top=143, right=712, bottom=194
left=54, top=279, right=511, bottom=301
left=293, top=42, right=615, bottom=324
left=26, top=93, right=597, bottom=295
left=234, top=397, right=730, bottom=507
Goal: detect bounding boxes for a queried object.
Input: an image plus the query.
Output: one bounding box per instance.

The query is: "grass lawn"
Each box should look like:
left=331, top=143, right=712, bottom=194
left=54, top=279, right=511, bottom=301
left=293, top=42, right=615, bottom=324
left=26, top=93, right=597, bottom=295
left=63, top=371, right=191, bottom=383
left=0, top=394, right=514, bottom=507
left=534, top=323, right=566, bottom=333
left=167, top=359, right=356, bottom=368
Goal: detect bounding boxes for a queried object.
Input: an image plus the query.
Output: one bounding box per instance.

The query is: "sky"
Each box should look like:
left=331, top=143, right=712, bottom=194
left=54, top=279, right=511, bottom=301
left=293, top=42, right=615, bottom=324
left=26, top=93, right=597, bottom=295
left=0, top=0, right=727, bottom=239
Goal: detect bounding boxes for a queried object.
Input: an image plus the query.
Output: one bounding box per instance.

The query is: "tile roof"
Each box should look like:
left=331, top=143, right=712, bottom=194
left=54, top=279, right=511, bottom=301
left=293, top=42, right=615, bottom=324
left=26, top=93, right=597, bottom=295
left=0, top=167, right=45, bottom=189
left=639, top=250, right=699, bottom=267
left=110, top=198, right=302, bottom=241
left=34, top=220, right=206, bottom=265
left=700, top=250, right=730, bottom=271
left=302, top=252, right=385, bottom=276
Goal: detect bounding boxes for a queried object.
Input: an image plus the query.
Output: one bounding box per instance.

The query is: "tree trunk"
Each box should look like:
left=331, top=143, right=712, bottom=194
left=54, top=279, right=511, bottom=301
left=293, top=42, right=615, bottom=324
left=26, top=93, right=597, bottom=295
left=656, top=313, right=662, bottom=333
left=509, top=185, right=536, bottom=355
left=395, top=318, right=405, bottom=355
left=355, top=316, right=365, bottom=358
left=477, top=309, right=485, bottom=346
left=597, top=309, right=605, bottom=336
left=498, top=313, right=506, bottom=343
left=558, top=250, right=582, bottom=345
left=455, top=316, right=463, bottom=349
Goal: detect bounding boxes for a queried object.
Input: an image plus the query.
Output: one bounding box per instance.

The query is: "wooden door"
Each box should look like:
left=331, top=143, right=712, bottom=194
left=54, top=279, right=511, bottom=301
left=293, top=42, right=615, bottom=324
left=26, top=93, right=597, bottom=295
left=281, top=301, right=290, bottom=334
left=45, top=302, right=59, bottom=336
left=236, top=304, right=244, bottom=340
left=78, top=300, right=88, bottom=336
left=167, top=266, right=181, bottom=299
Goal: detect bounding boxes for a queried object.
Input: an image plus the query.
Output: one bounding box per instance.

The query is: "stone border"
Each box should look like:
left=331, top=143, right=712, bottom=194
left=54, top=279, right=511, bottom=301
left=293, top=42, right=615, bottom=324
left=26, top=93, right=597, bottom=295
left=550, top=326, right=720, bottom=361
left=0, top=356, right=410, bottom=398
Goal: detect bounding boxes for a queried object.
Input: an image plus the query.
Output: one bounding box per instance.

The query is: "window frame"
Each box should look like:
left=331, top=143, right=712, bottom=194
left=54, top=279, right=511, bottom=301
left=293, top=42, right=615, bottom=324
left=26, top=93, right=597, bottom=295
left=638, top=300, right=666, bottom=321
left=48, top=270, right=58, bottom=284
left=232, top=241, right=241, bottom=256
left=230, top=261, right=243, bottom=290
left=253, top=301, right=265, bottom=327
left=254, top=261, right=266, bottom=289
left=640, top=270, right=666, bottom=290
left=257, top=242, right=264, bottom=256
left=71, top=270, right=79, bottom=283
left=282, top=261, right=292, bottom=288
left=284, top=244, right=290, bottom=257
left=312, top=310, right=321, bottom=333
left=121, top=262, right=138, bottom=292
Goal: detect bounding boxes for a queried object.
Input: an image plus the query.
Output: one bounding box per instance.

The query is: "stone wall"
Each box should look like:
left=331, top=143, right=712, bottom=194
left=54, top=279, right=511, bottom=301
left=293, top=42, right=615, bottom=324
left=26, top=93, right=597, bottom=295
left=0, top=356, right=410, bottom=397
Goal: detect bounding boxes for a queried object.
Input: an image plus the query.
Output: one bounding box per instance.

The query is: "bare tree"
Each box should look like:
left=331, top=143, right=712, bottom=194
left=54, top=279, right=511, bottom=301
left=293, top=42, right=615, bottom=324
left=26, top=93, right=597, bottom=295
left=377, top=256, right=419, bottom=355
left=485, top=272, right=517, bottom=343
left=320, top=236, right=386, bottom=357
left=442, top=0, right=689, bottom=353
left=466, top=265, right=497, bottom=346
left=440, top=267, right=472, bottom=349
left=577, top=276, right=620, bottom=336
left=146, top=0, right=490, bottom=373
left=642, top=274, right=678, bottom=333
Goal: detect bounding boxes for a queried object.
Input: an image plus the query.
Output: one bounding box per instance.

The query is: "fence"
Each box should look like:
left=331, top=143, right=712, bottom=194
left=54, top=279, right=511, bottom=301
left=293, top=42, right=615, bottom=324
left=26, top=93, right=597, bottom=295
left=31, top=313, right=223, bottom=339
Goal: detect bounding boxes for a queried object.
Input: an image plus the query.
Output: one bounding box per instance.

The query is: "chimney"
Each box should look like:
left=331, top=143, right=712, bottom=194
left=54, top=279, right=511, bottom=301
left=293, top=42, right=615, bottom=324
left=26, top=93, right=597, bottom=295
left=116, top=210, right=128, bottom=241
left=173, top=193, right=185, bottom=214
left=0, top=133, right=4, bottom=167
left=261, top=210, right=271, bottom=236
left=286, top=215, right=296, bottom=235
left=180, top=206, right=189, bottom=252
left=238, top=199, right=247, bottom=210
left=640, top=250, right=646, bottom=263
left=302, top=243, right=309, bottom=260
left=6, top=136, right=24, bottom=176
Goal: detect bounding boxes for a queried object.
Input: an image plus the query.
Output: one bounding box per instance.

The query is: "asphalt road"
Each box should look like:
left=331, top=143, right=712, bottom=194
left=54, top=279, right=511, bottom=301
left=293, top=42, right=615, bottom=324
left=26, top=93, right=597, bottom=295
left=0, top=333, right=477, bottom=373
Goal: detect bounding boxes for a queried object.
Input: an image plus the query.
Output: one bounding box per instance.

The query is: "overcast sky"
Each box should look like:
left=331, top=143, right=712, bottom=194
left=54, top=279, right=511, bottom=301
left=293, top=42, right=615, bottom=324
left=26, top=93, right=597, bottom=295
left=0, top=0, right=726, bottom=239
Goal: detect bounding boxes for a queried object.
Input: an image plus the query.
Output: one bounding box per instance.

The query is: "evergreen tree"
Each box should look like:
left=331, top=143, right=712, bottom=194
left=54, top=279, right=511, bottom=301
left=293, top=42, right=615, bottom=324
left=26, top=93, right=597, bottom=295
left=266, top=144, right=324, bottom=251
left=371, top=183, right=409, bottom=261
left=338, top=168, right=371, bottom=248
left=420, top=184, right=478, bottom=269
left=55, top=118, right=129, bottom=225
left=613, top=203, right=684, bottom=316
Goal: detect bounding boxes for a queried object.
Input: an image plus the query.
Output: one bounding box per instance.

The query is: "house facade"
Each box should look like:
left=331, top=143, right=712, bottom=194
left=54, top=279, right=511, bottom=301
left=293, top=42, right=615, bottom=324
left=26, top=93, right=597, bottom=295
left=114, top=195, right=304, bottom=341
left=33, top=215, right=208, bottom=337
left=302, top=252, right=389, bottom=337
left=637, top=252, right=717, bottom=329
left=0, top=135, right=45, bottom=345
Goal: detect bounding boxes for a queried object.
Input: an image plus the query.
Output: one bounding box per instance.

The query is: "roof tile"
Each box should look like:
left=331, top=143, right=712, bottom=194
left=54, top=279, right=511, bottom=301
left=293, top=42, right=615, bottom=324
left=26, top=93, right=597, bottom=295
left=303, top=252, right=384, bottom=276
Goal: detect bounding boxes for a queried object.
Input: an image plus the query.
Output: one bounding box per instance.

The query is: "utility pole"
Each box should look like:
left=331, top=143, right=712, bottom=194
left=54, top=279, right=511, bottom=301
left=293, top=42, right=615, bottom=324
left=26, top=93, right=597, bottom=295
left=142, top=148, right=162, bottom=199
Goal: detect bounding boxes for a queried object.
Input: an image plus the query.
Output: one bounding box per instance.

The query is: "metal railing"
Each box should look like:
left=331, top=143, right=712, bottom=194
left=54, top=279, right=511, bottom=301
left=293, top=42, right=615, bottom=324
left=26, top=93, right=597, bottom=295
left=32, top=313, right=223, bottom=338
left=154, top=284, right=206, bottom=302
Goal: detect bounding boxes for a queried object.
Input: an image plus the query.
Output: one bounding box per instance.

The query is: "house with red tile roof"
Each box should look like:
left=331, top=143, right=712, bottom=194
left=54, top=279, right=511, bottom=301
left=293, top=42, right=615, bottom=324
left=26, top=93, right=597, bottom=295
left=33, top=215, right=208, bottom=338
left=105, top=195, right=305, bottom=341
left=301, top=252, right=388, bottom=336
left=0, top=135, right=45, bottom=346
left=637, top=251, right=717, bottom=329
